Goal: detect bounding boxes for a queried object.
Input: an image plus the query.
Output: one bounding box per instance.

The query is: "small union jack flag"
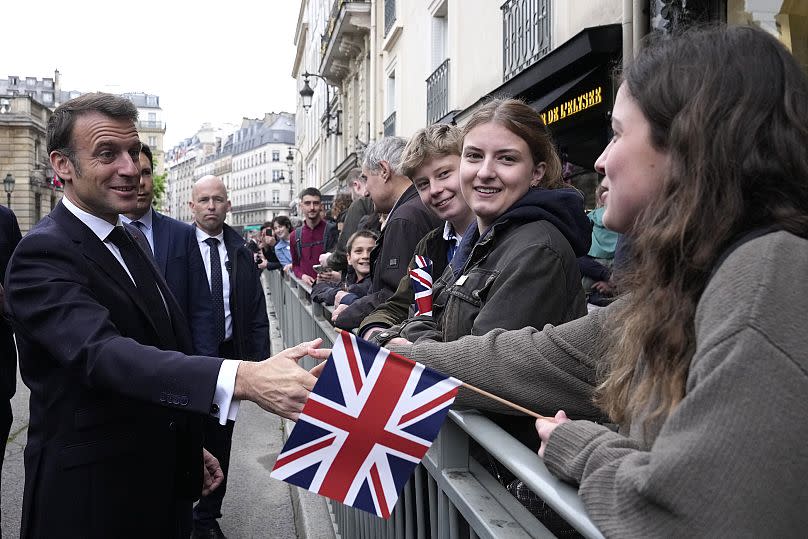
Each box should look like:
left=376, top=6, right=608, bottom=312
left=271, top=331, right=461, bottom=518
left=409, top=255, right=433, bottom=317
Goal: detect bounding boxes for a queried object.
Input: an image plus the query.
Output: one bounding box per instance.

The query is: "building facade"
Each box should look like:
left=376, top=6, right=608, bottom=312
left=228, top=113, right=297, bottom=231
left=0, top=94, right=62, bottom=234
left=121, top=92, right=168, bottom=176
left=165, top=115, right=296, bottom=232
left=291, top=0, right=807, bottom=207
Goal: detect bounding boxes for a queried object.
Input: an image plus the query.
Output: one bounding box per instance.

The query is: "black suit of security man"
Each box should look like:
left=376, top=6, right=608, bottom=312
left=190, top=174, right=270, bottom=538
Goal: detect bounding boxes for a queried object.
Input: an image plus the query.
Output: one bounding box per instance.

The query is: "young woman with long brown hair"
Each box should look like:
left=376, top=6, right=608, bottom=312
left=374, top=25, right=808, bottom=535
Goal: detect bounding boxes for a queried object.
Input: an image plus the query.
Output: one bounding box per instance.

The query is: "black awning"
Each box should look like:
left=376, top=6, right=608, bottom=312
left=454, top=24, right=622, bottom=124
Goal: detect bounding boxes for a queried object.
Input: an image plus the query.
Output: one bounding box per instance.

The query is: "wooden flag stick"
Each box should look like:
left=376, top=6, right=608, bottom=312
left=461, top=382, right=547, bottom=420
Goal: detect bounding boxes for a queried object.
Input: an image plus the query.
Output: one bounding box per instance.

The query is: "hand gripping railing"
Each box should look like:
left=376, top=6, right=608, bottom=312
left=266, top=270, right=603, bottom=538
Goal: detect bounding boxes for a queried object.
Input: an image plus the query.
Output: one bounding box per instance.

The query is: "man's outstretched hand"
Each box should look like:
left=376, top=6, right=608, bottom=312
left=234, top=339, right=326, bottom=421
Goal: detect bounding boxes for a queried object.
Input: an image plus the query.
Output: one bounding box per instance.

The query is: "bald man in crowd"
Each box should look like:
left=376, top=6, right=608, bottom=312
left=189, top=175, right=269, bottom=539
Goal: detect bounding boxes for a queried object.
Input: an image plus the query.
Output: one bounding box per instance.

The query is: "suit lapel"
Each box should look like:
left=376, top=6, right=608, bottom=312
left=52, top=204, right=166, bottom=344
left=151, top=210, right=170, bottom=276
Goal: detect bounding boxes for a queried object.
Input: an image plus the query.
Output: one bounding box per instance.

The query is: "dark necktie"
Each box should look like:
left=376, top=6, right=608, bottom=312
left=205, top=237, right=226, bottom=345
left=106, top=226, right=176, bottom=349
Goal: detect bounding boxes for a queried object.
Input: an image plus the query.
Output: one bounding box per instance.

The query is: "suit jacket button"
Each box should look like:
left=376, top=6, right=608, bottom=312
left=210, top=403, right=220, bottom=415
left=168, top=421, right=177, bottom=432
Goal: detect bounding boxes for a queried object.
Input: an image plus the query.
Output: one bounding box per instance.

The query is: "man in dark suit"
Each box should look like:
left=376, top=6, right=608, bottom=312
left=0, top=205, right=21, bottom=491
left=4, top=93, right=320, bottom=538
left=189, top=175, right=270, bottom=538
left=122, top=144, right=217, bottom=355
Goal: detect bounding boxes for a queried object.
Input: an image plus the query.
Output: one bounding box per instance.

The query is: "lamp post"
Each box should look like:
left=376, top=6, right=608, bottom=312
left=298, top=72, right=341, bottom=135
left=3, top=173, right=14, bottom=207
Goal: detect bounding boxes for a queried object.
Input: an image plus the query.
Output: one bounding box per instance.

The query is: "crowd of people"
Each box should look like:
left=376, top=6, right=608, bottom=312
left=0, top=24, right=806, bottom=537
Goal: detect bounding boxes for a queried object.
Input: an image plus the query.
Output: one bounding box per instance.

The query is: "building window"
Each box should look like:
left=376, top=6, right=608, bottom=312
left=384, top=0, right=396, bottom=36
left=149, top=136, right=156, bottom=146
left=272, top=150, right=280, bottom=162
left=272, top=190, right=280, bottom=204
left=272, top=170, right=282, bottom=182
left=42, top=93, right=53, bottom=103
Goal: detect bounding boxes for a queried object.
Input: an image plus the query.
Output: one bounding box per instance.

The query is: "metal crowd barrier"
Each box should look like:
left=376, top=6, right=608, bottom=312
left=266, top=270, right=603, bottom=539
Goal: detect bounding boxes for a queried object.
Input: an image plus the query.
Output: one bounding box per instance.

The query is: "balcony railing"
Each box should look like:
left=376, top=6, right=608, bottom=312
left=383, top=111, right=396, bottom=137
left=266, top=270, right=604, bottom=539
left=231, top=201, right=271, bottom=212
left=501, top=0, right=552, bottom=82
left=384, top=0, right=396, bottom=36
left=137, top=120, right=165, bottom=130
left=426, top=59, right=450, bottom=125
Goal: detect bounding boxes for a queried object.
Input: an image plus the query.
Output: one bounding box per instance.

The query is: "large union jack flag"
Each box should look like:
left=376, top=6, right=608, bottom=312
left=409, top=255, right=433, bottom=317
left=270, top=330, right=461, bottom=518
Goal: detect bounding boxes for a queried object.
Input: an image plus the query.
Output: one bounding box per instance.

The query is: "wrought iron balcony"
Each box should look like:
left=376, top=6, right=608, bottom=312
left=384, top=0, right=396, bottom=36
left=501, top=0, right=552, bottom=82
left=383, top=111, right=396, bottom=137
left=426, top=59, right=449, bottom=125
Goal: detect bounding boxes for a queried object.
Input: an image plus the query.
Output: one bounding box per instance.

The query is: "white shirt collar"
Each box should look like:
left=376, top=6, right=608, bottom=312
left=195, top=226, right=225, bottom=245
left=121, top=207, right=154, bottom=230
left=443, top=221, right=462, bottom=243
left=62, top=196, right=121, bottom=242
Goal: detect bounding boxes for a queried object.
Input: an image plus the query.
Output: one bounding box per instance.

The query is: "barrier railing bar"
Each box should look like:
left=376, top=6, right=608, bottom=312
left=266, top=270, right=602, bottom=539
left=449, top=410, right=604, bottom=539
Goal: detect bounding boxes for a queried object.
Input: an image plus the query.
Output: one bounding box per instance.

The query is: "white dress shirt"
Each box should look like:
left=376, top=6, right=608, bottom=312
left=195, top=228, right=233, bottom=341
left=63, top=197, right=240, bottom=424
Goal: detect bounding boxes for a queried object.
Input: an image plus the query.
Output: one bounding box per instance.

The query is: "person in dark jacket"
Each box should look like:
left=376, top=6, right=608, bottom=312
left=0, top=205, right=21, bottom=493
left=121, top=144, right=216, bottom=355
left=358, top=124, right=475, bottom=338
left=332, top=137, right=442, bottom=330
left=311, top=229, right=377, bottom=305
left=374, top=99, right=590, bottom=455
left=376, top=100, right=590, bottom=347
left=324, top=167, right=375, bottom=274
left=189, top=175, right=270, bottom=539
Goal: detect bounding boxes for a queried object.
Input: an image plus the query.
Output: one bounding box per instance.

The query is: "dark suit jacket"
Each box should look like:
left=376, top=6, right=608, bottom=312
left=0, top=206, right=21, bottom=403
left=5, top=202, right=224, bottom=538
left=151, top=209, right=217, bottom=355
left=194, top=224, right=269, bottom=360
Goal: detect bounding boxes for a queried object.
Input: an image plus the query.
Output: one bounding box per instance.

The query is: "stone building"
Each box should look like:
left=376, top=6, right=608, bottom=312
left=120, top=92, right=168, bottom=176
left=291, top=0, right=807, bottom=207
left=0, top=94, right=61, bottom=234
left=228, top=112, right=296, bottom=232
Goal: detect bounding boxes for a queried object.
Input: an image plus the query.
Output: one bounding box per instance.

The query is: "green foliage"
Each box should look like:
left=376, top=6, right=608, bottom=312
left=151, top=159, right=167, bottom=207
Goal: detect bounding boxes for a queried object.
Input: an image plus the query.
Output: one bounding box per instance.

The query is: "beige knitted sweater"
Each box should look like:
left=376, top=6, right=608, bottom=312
left=389, top=231, right=808, bottom=537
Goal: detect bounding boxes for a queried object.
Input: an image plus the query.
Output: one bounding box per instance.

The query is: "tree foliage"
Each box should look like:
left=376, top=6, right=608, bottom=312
left=151, top=159, right=167, bottom=208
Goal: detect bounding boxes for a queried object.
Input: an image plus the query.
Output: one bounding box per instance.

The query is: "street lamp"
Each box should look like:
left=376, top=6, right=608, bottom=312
left=298, top=72, right=341, bottom=135
left=3, top=173, right=14, bottom=207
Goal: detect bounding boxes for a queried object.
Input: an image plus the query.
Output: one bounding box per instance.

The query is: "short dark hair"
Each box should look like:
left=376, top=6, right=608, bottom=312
left=140, top=143, right=154, bottom=170
left=346, top=229, right=378, bottom=251
left=299, top=187, right=322, bottom=200
left=47, top=93, right=139, bottom=170
left=272, top=215, right=293, bottom=233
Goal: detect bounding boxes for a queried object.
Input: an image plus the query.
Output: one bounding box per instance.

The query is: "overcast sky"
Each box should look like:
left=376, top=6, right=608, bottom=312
left=2, top=1, right=301, bottom=148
